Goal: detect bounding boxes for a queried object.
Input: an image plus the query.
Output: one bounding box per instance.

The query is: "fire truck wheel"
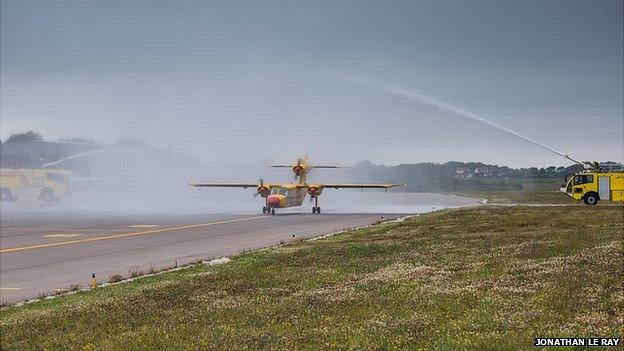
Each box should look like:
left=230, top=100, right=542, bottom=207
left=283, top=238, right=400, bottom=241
left=40, top=188, right=57, bottom=202
left=1, top=188, right=15, bottom=201
left=583, top=193, right=599, bottom=206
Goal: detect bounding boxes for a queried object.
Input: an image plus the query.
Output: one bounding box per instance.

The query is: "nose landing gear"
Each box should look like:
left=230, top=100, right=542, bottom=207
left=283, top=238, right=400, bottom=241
left=262, top=207, right=276, bottom=215
left=262, top=203, right=276, bottom=215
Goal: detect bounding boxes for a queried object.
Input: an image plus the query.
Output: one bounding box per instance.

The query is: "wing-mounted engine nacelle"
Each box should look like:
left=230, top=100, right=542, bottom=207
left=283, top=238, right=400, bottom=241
left=307, top=185, right=323, bottom=197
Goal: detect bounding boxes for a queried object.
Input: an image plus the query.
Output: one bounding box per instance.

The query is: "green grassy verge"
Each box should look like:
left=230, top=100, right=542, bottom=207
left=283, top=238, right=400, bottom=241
left=1, top=206, right=622, bottom=350
left=453, top=189, right=575, bottom=204
left=449, top=177, right=576, bottom=204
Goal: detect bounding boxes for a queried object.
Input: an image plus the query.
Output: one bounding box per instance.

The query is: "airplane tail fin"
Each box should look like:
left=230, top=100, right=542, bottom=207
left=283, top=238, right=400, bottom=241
left=269, top=157, right=347, bottom=185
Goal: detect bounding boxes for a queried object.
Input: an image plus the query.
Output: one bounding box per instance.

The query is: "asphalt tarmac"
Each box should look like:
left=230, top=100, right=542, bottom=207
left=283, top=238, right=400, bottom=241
left=1, top=212, right=397, bottom=303
left=1, top=192, right=478, bottom=303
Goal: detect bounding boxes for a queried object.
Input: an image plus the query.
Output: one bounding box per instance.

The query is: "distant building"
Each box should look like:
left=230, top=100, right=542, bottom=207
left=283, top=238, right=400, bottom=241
left=455, top=167, right=474, bottom=179
left=474, top=167, right=493, bottom=176
left=456, top=167, right=470, bottom=175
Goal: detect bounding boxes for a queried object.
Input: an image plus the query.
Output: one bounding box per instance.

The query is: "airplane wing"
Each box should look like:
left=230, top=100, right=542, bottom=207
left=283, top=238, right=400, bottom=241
left=187, top=182, right=401, bottom=189
left=271, top=165, right=347, bottom=169
left=313, top=183, right=401, bottom=189
left=187, top=182, right=259, bottom=189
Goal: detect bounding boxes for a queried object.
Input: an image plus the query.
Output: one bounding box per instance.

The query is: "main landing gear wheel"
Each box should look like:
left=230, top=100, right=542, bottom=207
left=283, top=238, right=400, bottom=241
left=1, top=188, right=15, bottom=202
left=40, top=188, right=56, bottom=202
left=311, top=196, right=321, bottom=214
left=262, top=206, right=268, bottom=214
left=271, top=208, right=276, bottom=215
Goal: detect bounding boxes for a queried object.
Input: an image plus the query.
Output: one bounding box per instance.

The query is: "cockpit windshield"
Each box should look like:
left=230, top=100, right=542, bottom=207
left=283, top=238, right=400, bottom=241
left=270, top=188, right=289, bottom=196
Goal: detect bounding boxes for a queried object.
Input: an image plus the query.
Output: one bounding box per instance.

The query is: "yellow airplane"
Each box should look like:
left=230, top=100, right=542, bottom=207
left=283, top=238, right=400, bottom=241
left=189, top=156, right=400, bottom=215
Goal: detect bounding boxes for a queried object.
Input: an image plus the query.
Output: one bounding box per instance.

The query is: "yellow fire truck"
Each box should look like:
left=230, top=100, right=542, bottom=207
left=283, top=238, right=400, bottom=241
left=0, top=168, right=73, bottom=201
left=561, top=168, right=624, bottom=205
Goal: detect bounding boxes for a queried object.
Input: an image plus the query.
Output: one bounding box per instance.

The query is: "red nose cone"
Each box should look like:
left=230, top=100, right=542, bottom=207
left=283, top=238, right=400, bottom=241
left=267, top=195, right=280, bottom=208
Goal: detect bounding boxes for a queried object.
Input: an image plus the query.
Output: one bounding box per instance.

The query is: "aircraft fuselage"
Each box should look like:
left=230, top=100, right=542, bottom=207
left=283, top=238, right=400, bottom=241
left=266, top=186, right=307, bottom=208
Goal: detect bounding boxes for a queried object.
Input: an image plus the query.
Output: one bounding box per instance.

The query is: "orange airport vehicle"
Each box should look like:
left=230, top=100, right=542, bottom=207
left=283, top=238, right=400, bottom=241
left=561, top=162, right=624, bottom=205
left=189, top=155, right=400, bottom=215
left=0, top=168, right=73, bottom=201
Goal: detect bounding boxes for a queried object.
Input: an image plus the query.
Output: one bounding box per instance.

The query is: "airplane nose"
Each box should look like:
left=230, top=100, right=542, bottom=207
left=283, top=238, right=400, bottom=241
left=267, top=195, right=280, bottom=208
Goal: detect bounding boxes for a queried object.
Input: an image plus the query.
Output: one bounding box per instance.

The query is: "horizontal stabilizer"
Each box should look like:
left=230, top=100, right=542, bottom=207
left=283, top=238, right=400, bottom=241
left=320, top=183, right=402, bottom=189
left=311, top=165, right=348, bottom=169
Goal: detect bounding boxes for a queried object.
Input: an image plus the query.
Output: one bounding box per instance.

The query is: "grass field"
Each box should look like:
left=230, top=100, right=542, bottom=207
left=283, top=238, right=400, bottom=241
left=450, top=177, right=577, bottom=204
left=454, top=189, right=575, bottom=204
left=1, top=206, right=622, bottom=350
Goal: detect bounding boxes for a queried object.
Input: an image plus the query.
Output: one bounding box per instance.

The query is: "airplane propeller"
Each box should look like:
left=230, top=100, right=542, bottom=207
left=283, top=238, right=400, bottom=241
left=254, top=178, right=270, bottom=197
left=292, top=158, right=305, bottom=180
left=253, top=178, right=263, bottom=197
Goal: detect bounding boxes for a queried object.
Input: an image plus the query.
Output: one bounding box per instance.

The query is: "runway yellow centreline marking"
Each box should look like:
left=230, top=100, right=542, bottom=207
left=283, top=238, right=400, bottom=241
left=1, top=228, right=130, bottom=232
left=44, top=233, right=82, bottom=238
left=128, top=224, right=160, bottom=228
left=0, top=216, right=267, bottom=254
left=0, top=287, right=23, bottom=291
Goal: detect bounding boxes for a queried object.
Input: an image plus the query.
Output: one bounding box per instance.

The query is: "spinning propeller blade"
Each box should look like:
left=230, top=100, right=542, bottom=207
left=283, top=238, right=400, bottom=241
left=253, top=178, right=265, bottom=197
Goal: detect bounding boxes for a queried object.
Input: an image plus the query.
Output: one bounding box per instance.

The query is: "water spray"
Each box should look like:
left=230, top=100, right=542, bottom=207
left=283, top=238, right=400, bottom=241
left=343, top=77, right=585, bottom=166
left=41, top=149, right=110, bottom=168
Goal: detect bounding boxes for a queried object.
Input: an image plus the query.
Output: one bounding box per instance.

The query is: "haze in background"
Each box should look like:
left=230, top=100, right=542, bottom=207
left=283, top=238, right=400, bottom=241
left=1, top=0, right=622, bottom=168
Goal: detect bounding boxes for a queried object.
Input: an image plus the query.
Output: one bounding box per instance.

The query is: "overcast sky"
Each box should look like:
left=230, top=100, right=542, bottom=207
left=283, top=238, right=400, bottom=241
left=1, top=0, right=622, bottom=167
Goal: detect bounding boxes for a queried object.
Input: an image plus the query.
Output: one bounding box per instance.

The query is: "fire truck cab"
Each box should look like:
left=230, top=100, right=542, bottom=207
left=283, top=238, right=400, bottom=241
left=561, top=170, right=624, bottom=205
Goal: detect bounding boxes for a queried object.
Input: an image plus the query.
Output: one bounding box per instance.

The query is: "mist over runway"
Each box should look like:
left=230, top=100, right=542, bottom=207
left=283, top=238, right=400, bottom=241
left=0, top=192, right=477, bottom=303
left=1, top=190, right=477, bottom=218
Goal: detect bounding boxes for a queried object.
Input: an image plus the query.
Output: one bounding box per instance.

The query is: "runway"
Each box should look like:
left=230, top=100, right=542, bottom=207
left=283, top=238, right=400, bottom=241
left=0, top=212, right=398, bottom=303
left=0, top=192, right=478, bottom=303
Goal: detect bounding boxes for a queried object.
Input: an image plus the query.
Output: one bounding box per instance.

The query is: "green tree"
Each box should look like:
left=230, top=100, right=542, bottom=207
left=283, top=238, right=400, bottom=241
left=5, top=131, right=43, bottom=143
